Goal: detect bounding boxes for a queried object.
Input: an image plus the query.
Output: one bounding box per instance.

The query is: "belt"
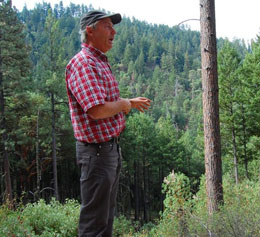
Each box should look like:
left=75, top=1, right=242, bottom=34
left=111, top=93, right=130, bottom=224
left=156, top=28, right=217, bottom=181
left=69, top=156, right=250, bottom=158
left=79, top=137, right=120, bottom=146
left=100, top=136, right=119, bottom=145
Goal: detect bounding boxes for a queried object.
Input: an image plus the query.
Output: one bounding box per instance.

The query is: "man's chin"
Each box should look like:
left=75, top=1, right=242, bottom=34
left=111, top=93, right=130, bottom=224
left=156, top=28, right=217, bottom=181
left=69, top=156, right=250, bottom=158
left=105, top=45, right=113, bottom=52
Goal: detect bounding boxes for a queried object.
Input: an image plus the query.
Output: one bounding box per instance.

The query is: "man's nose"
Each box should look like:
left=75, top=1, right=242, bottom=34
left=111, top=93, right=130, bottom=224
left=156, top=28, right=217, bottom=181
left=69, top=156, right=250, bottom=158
left=112, top=28, right=116, bottom=35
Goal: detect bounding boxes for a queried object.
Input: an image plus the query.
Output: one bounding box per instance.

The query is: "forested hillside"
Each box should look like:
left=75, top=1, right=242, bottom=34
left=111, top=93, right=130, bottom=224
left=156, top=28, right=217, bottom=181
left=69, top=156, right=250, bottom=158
left=1, top=0, right=259, bottom=227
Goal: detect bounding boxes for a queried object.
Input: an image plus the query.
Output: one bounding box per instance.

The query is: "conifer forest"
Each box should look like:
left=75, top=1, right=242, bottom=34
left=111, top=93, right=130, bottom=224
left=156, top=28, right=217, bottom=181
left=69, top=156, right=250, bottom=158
left=1, top=1, right=260, bottom=236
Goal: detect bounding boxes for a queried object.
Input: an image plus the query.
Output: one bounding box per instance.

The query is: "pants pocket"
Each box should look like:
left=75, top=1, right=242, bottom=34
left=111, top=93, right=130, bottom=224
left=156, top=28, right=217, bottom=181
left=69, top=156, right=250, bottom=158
left=76, top=141, right=91, bottom=164
left=80, top=156, right=92, bottom=181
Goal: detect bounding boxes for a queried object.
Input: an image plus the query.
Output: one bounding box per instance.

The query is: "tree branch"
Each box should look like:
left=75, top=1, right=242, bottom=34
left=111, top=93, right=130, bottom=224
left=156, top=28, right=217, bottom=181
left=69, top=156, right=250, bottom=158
left=177, top=19, right=200, bottom=26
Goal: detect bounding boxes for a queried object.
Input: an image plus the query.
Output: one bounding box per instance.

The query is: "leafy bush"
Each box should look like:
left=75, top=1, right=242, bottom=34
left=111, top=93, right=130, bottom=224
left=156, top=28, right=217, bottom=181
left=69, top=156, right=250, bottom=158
left=187, top=174, right=260, bottom=236
left=211, top=176, right=260, bottom=236
left=149, top=171, right=192, bottom=236
left=113, top=215, right=137, bottom=236
left=1, top=175, right=259, bottom=237
left=0, top=199, right=137, bottom=237
left=144, top=172, right=260, bottom=237
left=0, top=198, right=80, bottom=237
left=0, top=205, right=34, bottom=237
left=22, top=198, right=80, bottom=236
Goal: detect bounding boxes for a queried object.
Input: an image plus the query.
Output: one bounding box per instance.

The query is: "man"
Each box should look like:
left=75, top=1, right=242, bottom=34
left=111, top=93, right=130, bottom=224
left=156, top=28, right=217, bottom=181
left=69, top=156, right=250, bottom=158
left=65, top=10, right=151, bottom=237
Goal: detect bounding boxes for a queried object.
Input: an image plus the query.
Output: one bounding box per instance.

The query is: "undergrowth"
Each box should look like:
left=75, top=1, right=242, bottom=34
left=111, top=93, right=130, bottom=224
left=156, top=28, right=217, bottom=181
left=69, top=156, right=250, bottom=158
left=1, top=172, right=259, bottom=236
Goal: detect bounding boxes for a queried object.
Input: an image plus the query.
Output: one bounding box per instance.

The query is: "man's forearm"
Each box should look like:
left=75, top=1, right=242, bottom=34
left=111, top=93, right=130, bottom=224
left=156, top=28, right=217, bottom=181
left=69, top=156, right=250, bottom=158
left=87, top=99, right=131, bottom=120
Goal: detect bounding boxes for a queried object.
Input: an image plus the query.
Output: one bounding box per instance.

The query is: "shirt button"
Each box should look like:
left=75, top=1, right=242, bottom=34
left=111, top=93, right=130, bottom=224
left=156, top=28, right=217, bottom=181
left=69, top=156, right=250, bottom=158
left=99, top=145, right=102, bottom=149
left=97, top=153, right=100, bottom=156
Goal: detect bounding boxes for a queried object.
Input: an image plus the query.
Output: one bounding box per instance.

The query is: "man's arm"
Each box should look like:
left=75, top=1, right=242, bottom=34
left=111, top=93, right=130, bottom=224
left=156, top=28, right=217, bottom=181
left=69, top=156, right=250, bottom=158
left=87, top=98, right=131, bottom=120
left=87, top=97, right=151, bottom=120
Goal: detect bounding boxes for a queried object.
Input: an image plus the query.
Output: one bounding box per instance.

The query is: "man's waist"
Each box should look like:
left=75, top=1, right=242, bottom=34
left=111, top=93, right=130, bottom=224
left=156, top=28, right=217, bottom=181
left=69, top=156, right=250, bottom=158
left=78, top=136, right=120, bottom=146
left=72, top=114, right=125, bottom=143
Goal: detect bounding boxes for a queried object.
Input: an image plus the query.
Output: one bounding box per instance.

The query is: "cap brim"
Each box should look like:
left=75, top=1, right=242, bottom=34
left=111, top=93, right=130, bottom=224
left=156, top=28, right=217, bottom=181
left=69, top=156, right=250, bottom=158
left=100, top=13, right=122, bottom=25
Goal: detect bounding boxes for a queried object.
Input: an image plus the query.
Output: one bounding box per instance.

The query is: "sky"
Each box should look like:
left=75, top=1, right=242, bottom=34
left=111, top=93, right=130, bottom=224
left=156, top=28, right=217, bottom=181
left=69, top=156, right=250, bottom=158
left=12, top=0, right=260, bottom=43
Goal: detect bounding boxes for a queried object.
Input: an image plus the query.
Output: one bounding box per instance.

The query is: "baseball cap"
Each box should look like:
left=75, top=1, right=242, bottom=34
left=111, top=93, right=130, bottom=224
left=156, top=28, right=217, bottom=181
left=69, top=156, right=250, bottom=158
left=80, top=10, right=122, bottom=30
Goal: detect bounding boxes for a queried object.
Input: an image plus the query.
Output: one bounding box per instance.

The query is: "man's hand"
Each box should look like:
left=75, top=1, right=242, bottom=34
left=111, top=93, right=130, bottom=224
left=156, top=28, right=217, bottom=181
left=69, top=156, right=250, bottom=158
left=129, top=97, right=151, bottom=112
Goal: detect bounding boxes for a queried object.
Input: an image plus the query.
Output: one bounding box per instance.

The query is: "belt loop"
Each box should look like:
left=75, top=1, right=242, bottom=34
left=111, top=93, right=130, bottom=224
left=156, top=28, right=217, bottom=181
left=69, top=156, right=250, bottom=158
left=115, top=136, right=120, bottom=144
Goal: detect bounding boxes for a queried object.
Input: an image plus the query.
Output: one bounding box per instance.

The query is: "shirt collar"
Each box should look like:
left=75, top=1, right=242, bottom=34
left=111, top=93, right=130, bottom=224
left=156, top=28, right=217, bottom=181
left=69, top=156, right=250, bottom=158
left=81, top=43, right=108, bottom=62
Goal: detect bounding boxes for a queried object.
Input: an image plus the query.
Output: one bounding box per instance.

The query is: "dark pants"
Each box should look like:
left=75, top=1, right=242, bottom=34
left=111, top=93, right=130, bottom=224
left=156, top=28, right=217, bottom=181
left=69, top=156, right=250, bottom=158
left=76, top=140, right=121, bottom=237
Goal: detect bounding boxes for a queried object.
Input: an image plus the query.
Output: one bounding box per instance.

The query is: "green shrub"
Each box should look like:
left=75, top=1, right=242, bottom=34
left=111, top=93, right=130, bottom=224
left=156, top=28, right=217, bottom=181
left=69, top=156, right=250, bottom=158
left=186, top=174, right=260, bottom=236
left=0, top=199, right=138, bottom=237
left=113, top=215, right=137, bottom=236
left=0, top=198, right=80, bottom=237
left=210, top=177, right=260, bottom=236
left=22, top=198, right=80, bottom=236
left=150, top=171, right=192, bottom=237
left=145, top=172, right=260, bottom=237
left=1, top=175, right=259, bottom=237
left=0, top=204, right=35, bottom=236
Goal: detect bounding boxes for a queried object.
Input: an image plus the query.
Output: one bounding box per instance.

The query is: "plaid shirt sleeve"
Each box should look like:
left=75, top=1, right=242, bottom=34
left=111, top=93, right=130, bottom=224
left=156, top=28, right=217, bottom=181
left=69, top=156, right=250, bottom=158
left=67, top=57, right=106, bottom=112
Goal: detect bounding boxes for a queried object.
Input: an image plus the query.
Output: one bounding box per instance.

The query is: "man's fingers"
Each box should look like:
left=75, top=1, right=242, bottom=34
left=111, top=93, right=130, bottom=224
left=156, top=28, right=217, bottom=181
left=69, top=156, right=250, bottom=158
left=137, top=107, right=144, bottom=112
left=140, top=97, right=151, bottom=101
left=130, top=97, right=151, bottom=112
left=141, top=104, right=149, bottom=110
left=142, top=101, right=151, bottom=108
left=137, top=103, right=149, bottom=111
left=139, top=100, right=151, bottom=107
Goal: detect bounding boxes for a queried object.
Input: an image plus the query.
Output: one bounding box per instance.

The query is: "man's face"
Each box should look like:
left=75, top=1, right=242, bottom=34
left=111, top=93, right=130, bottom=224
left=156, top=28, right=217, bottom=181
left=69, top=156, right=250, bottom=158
left=88, top=18, right=117, bottom=53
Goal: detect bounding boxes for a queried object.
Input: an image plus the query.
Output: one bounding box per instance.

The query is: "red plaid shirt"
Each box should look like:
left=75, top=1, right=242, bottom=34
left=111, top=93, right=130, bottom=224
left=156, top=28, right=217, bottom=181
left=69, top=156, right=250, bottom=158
left=65, top=43, right=125, bottom=143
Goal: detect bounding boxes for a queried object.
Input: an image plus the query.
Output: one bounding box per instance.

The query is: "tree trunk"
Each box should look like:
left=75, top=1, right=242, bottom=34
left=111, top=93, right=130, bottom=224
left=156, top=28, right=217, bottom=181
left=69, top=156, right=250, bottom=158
left=35, top=109, right=41, bottom=200
left=241, top=105, right=249, bottom=178
left=134, top=160, right=139, bottom=221
left=200, top=0, right=223, bottom=214
left=51, top=92, right=59, bottom=200
left=232, top=127, right=239, bottom=184
left=142, top=154, right=148, bottom=222
left=147, top=166, right=151, bottom=221
left=126, top=168, right=132, bottom=218
left=0, top=47, right=13, bottom=206
left=159, top=165, right=164, bottom=213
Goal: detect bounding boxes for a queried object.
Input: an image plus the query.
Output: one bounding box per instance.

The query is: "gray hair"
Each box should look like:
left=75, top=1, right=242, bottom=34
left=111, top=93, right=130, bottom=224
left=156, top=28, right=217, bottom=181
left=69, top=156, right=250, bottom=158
left=79, top=21, right=99, bottom=43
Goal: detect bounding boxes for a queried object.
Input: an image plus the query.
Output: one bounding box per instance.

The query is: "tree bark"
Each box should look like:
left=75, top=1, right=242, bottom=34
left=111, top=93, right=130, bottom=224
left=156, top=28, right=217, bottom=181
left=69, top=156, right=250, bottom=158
left=159, top=165, right=164, bottom=213
left=142, top=153, right=148, bottom=222
left=134, top=160, right=140, bottom=221
left=35, top=109, right=41, bottom=200
left=147, top=166, right=151, bottom=222
left=241, top=105, right=249, bottom=178
left=232, top=127, right=239, bottom=184
left=200, top=0, right=223, bottom=214
left=51, top=92, right=59, bottom=200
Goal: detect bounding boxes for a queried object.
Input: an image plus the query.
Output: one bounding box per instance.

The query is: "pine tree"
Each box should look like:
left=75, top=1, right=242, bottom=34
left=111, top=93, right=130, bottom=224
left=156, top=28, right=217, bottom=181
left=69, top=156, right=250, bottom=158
left=0, top=0, right=30, bottom=204
left=239, top=41, right=260, bottom=178
left=200, top=0, right=223, bottom=214
left=218, top=41, right=241, bottom=184
left=39, top=9, right=67, bottom=200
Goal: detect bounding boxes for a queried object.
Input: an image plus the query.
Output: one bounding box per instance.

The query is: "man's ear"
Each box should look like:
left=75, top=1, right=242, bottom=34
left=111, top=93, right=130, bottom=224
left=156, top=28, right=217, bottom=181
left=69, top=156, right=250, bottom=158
left=86, top=26, right=93, bottom=36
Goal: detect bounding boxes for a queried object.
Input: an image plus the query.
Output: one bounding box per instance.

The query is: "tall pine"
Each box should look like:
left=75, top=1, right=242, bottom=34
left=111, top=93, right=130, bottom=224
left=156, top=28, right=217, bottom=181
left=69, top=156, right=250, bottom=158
left=218, top=42, right=241, bottom=183
left=0, top=0, right=30, bottom=204
left=39, top=9, right=67, bottom=200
